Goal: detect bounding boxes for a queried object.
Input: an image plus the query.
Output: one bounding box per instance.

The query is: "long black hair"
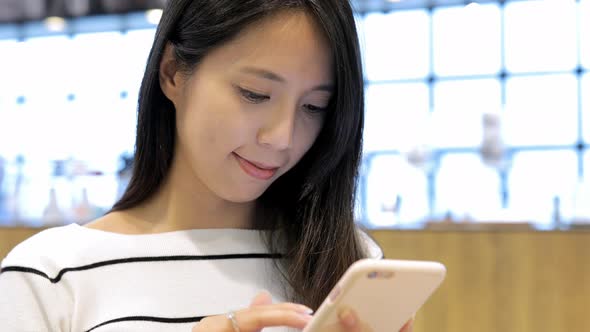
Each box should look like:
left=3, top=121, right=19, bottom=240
left=112, top=0, right=367, bottom=309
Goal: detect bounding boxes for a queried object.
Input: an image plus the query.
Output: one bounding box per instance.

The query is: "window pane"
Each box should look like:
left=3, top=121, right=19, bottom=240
left=0, top=105, right=24, bottom=159
left=435, top=153, right=502, bottom=220
left=7, top=157, right=51, bottom=226
left=504, top=74, right=578, bottom=146
left=12, top=36, right=73, bottom=160
left=0, top=39, right=20, bottom=159
left=432, top=78, right=502, bottom=148
left=22, top=36, right=72, bottom=97
left=0, top=39, right=19, bottom=105
left=507, top=150, right=578, bottom=226
left=63, top=89, right=131, bottom=171
left=433, top=3, right=501, bottom=76
left=581, top=0, right=590, bottom=69
left=70, top=31, right=126, bottom=93
left=583, top=74, right=590, bottom=143
left=64, top=31, right=143, bottom=169
left=364, top=154, right=429, bottom=227
left=364, top=83, right=430, bottom=152
left=504, top=0, right=577, bottom=73
left=573, top=150, right=590, bottom=223
left=15, top=96, right=72, bottom=161
left=354, top=14, right=367, bottom=80
left=364, top=10, right=430, bottom=81
left=119, top=29, right=156, bottom=94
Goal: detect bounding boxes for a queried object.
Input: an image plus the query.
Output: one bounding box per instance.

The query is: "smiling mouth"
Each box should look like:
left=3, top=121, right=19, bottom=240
left=232, top=152, right=279, bottom=180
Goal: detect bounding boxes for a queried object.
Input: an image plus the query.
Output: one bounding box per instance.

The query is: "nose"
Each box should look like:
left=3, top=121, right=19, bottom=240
left=256, top=102, right=296, bottom=151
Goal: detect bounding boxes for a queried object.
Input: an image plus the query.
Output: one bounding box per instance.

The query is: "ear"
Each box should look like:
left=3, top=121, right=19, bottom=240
left=159, top=42, right=184, bottom=105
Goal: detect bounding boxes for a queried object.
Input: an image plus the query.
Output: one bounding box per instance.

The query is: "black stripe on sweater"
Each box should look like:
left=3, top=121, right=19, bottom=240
left=85, top=315, right=207, bottom=332
left=0, top=253, right=283, bottom=283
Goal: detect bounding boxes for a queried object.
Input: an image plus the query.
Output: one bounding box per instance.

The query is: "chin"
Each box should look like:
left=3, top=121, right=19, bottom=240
left=219, top=187, right=268, bottom=203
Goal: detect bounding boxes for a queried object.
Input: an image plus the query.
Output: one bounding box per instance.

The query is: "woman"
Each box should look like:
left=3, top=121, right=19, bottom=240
left=0, top=0, right=414, bottom=331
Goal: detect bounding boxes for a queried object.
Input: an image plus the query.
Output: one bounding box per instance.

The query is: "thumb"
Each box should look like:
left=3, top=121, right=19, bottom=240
left=249, top=290, right=273, bottom=307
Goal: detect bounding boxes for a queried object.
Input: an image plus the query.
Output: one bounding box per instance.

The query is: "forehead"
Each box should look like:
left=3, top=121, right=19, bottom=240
left=200, top=10, right=333, bottom=82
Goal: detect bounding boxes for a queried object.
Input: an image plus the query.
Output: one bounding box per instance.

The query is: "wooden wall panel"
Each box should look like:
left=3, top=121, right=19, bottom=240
left=370, top=230, right=590, bottom=332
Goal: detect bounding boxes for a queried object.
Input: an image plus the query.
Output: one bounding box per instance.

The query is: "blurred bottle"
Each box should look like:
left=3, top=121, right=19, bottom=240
left=406, top=145, right=434, bottom=173
left=42, top=187, right=66, bottom=227
left=480, top=111, right=508, bottom=170
left=552, top=196, right=564, bottom=230
left=381, top=194, right=402, bottom=226
left=71, top=187, right=97, bottom=224
left=8, top=155, right=26, bottom=224
left=47, top=159, right=71, bottom=226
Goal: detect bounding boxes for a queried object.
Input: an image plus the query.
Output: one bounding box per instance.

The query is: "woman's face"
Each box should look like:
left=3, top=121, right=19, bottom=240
left=161, top=10, right=333, bottom=203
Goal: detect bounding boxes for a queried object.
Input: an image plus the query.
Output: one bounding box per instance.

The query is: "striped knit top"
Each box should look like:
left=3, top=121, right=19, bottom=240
left=0, top=223, right=381, bottom=332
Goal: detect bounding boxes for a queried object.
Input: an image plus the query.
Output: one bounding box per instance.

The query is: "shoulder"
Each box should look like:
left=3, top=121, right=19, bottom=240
left=356, top=227, right=384, bottom=259
left=1, top=224, right=86, bottom=276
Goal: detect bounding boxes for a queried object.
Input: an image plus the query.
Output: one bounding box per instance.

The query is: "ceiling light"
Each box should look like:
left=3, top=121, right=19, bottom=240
left=44, top=16, right=67, bottom=32
left=145, top=9, right=163, bottom=25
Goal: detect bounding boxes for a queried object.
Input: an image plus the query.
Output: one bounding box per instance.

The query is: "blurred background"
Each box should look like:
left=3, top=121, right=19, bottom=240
left=1, top=0, right=589, bottom=230
left=0, top=1, right=589, bottom=332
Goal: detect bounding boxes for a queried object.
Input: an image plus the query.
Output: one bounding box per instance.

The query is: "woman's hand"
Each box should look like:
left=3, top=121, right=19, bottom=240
left=191, top=291, right=313, bottom=332
left=337, top=307, right=414, bottom=332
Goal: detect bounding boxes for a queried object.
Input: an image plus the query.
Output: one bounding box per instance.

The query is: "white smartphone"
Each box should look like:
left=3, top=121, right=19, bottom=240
left=302, top=259, right=446, bottom=332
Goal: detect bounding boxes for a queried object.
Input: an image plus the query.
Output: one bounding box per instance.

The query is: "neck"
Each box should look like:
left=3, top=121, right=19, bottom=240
left=126, top=153, right=256, bottom=233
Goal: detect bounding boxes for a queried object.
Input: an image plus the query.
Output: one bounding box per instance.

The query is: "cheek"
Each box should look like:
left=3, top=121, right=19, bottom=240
left=180, top=94, right=253, bottom=153
left=292, top=116, right=324, bottom=160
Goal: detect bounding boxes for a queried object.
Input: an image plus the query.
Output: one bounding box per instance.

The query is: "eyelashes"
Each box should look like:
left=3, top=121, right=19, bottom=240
left=303, top=104, right=327, bottom=113
left=238, top=87, right=270, bottom=103
left=236, top=86, right=328, bottom=114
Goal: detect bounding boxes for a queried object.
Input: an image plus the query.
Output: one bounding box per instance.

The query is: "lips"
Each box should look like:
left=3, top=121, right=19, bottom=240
left=233, top=153, right=279, bottom=180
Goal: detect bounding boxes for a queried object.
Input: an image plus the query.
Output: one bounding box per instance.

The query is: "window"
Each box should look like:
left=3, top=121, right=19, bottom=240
left=431, top=78, right=502, bottom=148
left=507, top=150, right=578, bottom=226
left=583, top=74, right=590, bottom=144
left=580, top=0, right=590, bottom=69
left=359, top=1, right=586, bottom=227
left=435, top=153, right=502, bottom=220
left=15, top=36, right=72, bottom=160
left=363, top=10, right=430, bottom=81
left=364, top=82, right=430, bottom=153
left=364, top=153, right=429, bottom=227
left=432, top=3, right=501, bottom=76
left=504, top=74, right=578, bottom=146
left=1, top=2, right=588, bottom=228
left=504, top=0, right=577, bottom=73
left=576, top=150, right=590, bottom=222
left=0, top=39, right=20, bottom=159
left=0, top=16, right=156, bottom=226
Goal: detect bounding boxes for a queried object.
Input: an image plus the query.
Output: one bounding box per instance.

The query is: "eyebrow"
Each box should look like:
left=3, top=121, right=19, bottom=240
left=239, top=66, right=333, bottom=92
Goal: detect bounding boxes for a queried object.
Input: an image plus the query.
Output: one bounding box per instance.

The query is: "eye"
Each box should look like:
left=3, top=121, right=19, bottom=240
left=238, top=87, right=270, bottom=103
left=303, top=104, right=328, bottom=114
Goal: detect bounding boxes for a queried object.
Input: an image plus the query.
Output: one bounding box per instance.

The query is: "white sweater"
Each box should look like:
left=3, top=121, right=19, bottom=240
left=0, top=223, right=381, bottom=332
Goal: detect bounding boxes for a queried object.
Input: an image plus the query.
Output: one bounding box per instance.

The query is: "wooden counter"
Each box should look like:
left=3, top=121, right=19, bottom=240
left=1, top=226, right=589, bottom=332
left=371, top=229, right=590, bottom=332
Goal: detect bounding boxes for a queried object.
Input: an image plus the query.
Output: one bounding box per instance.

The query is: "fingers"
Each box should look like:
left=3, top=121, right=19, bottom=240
left=337, top=308, right=414, bottom=332
left=400, top=318, right=414, bottom=332
left=191, top=302, right=314, bottom=332
left=248, top=302, right=313, bottom=314
left=249, top=290, right=273, bottom=307
left=235, top=306, right=313, bottom=330
left=338, top=307, right=362, bottom=332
